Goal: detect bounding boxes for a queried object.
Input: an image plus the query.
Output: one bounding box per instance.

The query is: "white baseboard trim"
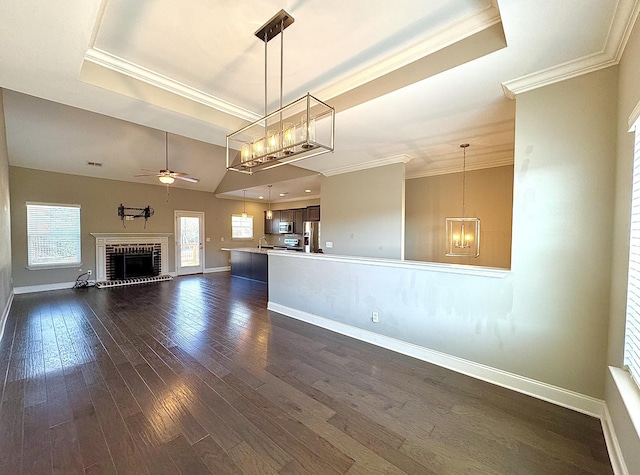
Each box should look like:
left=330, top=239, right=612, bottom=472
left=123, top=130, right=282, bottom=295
left=0, top=290, right=14, bottom=343
left=268, top=302, right=606, bottom=418
left=14, top=281, right=79, bottom=294
left=205, top=266, right=230, bottom=273
left=601, top=403, right=628, bottom=475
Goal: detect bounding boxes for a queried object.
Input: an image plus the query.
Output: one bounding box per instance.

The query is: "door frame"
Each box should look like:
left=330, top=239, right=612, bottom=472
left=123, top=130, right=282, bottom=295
left=174, top=210, right=205, bottom=275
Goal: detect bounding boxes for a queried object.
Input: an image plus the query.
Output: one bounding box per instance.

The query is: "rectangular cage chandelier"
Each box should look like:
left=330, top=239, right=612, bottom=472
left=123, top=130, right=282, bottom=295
left=226, top=10, right=335, bottom=175
left=445, top=143, right=480, bottom=258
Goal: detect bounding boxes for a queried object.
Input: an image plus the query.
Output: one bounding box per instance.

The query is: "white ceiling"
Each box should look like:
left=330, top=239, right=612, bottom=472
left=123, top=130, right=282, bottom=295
left=0, top=0, right=637, bottom=203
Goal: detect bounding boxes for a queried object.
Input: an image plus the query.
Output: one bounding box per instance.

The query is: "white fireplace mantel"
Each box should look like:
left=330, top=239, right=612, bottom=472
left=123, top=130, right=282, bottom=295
left=91, top=233, right=172, bottom=281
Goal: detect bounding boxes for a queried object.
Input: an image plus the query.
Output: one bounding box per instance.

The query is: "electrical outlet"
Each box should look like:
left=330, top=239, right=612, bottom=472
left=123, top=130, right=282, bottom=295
left=372, top=311, right=379, bottom=323
left=87, top=270, right=92, bottom=276
left=326, top=241, right=333, bottom=248
left=221, top=237, right=224, bottom=242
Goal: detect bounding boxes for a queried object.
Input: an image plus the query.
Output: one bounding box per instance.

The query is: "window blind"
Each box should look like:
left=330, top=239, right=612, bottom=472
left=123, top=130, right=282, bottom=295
left=625, top=122, right=640, bottom=383
left=27, top=203, right=81, bottom=267
left=231, top=214, right=253, bottom=239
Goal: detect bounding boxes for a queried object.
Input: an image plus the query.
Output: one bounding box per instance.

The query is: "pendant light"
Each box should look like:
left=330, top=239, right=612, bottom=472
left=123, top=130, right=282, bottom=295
left=266, top=185, right=273, bottom=219
left=446, top=143, right=480, bottom=257
left=226, top=10, right=335, bottom=174
left=241, top=190, right=248, bottom=218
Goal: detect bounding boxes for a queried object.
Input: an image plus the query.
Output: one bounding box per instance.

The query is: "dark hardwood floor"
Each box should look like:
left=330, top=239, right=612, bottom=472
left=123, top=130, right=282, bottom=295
left=0, top=274, right=613, bottom=474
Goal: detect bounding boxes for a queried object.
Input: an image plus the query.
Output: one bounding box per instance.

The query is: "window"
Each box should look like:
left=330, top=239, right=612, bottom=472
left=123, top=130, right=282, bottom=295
left=27, top=203, right=81, bottom=268
left=231, top=214, right=253, bottom=239
left=625, top=118, right=640, bottom=383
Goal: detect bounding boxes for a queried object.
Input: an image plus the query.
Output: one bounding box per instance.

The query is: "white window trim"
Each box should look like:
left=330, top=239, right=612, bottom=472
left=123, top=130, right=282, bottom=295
left=26, top=202, right=82, bottom=269
left=231, top=214, right=254, bottom=241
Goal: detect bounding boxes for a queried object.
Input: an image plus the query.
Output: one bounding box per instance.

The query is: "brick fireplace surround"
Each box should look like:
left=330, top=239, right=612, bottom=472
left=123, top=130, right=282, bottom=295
left=91, top=233, right=172, bottom=285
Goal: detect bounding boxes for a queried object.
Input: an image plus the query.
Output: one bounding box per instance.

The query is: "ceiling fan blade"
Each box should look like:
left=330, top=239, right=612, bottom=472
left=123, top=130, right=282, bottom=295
left=140, top=168, right=160, bottom=173
left=133, top=173, right=161, bottom=177
left=175, top=175, right=200, bottom=183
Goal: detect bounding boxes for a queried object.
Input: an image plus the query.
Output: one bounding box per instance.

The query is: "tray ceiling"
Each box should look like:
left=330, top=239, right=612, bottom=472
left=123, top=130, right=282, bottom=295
left=0, top=0, right=636, bottom=201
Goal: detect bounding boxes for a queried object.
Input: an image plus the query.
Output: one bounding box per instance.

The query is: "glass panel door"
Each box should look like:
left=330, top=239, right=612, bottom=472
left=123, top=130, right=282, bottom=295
left=175, top=211, right=204, bottom=275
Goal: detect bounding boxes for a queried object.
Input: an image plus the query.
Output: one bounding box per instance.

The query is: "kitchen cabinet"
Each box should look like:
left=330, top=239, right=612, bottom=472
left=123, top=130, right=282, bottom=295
left=271, top=210, right=281, bottom=234
left=264, top=209, right=281, bottom=234
left=294, top=209, right=304, bottom=233
left=229, top=250, right=268, bottom=282
left=280, top=209, right=294, bottom=222
left=264, top=211, right=273, bottom=235
left=265, top=207, right=319, bottom=233
left=305, top=205, right=320, bottom=222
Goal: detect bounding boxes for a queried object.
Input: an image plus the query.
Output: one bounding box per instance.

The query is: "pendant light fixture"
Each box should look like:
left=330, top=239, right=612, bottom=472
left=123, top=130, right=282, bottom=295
left=226, top=10, right=335, bottom=174
left=266, top=185, right=273, bottom=219
left=446, top=143, right=480, bottom=257
left=241, top=190, right=248, bottom=218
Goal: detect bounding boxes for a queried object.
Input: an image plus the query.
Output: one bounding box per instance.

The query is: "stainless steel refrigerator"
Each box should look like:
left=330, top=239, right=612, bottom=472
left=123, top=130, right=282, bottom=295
left=303, top=221, right=320, bottom=253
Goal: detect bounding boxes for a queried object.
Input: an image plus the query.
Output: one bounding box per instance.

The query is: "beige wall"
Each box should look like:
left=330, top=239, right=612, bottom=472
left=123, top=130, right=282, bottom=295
left=9, top=166, right=268, bottom=287
left=607, top=11, right=640, bottom=472
left=405, top=165, right=513, bottom=268
left=320, top=163, right=405, bottom=259
left=0, top=90, right=12, bottom=318
left=273, top=67, right=618, bottom=400
left=509, top=67, right=617, bottom=396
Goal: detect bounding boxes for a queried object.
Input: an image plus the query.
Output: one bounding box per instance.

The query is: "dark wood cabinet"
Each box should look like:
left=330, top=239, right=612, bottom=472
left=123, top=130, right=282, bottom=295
left=271, top=210, right=281, bottom=234
left=264, top=211, right=272, bottom=235
left=305, top=205, right=320, bottom=222
left=264, top=210, right=281, bottom=234
left=294, top=209, right=304, bottom=233
left=265, top=206, right=319, bottom=232
left=280, top=209, right=294, bottom=222
left=230, top=250, right=268, bottom=283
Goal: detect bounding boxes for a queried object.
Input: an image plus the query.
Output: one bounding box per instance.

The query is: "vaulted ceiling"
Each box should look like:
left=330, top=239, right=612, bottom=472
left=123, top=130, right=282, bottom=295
left=0, top=0, right=637, bottom=202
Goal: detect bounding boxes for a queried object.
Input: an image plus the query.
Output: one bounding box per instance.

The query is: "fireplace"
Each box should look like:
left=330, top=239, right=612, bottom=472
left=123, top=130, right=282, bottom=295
left=91, top=233, right=172, bottom=287
left=109, top=247, right=158, bottom=280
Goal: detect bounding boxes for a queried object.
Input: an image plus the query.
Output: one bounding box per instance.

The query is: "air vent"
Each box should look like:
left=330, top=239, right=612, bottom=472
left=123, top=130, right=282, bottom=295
left=86, top=161, right=103, bottom=167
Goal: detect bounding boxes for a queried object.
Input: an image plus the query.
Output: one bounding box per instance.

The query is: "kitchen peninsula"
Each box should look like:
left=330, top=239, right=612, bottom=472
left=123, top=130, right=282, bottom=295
left=223, top=247, right=269, bottom=283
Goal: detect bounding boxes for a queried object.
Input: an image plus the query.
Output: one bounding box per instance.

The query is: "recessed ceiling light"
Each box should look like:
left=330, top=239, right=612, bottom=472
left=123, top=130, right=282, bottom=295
left=279, top=192, right=287, bottom=197
left=258, top=196, right=264, bottom=199
left=305, top=189, right=311, bottom=193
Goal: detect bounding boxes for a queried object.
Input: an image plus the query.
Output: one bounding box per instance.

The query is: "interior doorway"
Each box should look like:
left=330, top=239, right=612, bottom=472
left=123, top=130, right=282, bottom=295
left=175, top=211, right=204, bottom=275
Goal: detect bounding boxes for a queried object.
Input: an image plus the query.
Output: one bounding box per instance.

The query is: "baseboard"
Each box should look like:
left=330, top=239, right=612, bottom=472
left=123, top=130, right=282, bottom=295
left=14, top=281, right=80, bottom=294
left=0, top=290, right=14, bottom=343
left=267, top=301, right=606, bottom=418
left=601, top=403, right=628, bottom=475
left=205, top=266, right=230, bottom=273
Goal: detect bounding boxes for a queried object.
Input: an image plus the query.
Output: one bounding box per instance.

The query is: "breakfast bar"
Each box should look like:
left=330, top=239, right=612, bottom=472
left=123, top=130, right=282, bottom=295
left=223, top=247, right=269, bottom=283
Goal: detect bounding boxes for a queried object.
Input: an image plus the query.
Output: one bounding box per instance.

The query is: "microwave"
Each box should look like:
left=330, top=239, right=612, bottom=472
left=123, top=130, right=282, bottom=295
left=279, top=221, right=293, bottom=234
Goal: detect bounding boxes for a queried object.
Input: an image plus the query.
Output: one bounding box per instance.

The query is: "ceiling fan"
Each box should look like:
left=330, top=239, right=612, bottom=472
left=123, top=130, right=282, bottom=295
left=135, top=132, right=200, bottom=184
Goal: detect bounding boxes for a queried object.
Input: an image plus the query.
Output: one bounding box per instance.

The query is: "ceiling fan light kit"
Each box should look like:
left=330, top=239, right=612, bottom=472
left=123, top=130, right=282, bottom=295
left=135, top=131, right=200, bottom=185
left=226, top=10, right=335, bottom=175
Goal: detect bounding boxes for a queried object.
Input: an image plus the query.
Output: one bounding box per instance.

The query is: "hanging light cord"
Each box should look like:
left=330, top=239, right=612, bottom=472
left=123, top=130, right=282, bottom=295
left=461, top=143, right=469, bottom=218
left=280, top=18, right=284, bottom=133
left=264, top=31, right=268, bottom=151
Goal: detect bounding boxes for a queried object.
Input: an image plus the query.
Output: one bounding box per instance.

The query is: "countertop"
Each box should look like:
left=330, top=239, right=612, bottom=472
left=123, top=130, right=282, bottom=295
left=221, top=247, right=269, bottom=254
left=221, top=246, right=304, bottom=253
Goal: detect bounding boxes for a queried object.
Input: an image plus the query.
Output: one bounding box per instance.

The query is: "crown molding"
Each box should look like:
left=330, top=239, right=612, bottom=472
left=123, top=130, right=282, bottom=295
left=317, top=4, right=502, bottom=103
left=322, top=154, right=412, bottom=177
left=405, top=156, right=513, bottom=179
left=83, top=48, right=262, bottom=122
left=502, top=0, right=640, bottom=98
